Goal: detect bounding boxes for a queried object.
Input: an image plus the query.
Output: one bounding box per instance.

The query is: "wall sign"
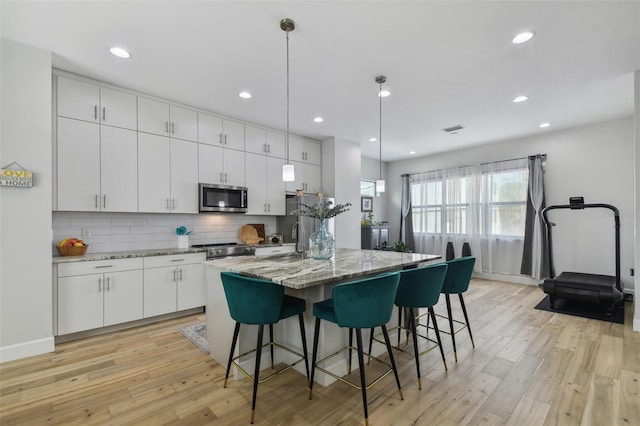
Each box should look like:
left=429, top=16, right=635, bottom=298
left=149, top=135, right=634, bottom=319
left=0, top=162, right=33, bottom=188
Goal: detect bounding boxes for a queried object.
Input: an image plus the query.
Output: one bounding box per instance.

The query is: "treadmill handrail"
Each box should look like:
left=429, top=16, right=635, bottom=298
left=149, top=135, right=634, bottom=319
left=541, top=203, right=620, bottom=292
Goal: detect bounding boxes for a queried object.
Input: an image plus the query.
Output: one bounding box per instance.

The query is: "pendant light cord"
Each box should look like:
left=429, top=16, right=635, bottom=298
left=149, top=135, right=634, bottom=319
left=286, top=30, right=290, bottom=164
left=379, top=79, right=382, bottom=182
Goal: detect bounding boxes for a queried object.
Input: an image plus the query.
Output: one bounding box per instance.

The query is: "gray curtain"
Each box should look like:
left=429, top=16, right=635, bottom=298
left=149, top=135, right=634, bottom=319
left=520, top=155, right=549, bottom=279
left=400, top=174, right=414, bottom=251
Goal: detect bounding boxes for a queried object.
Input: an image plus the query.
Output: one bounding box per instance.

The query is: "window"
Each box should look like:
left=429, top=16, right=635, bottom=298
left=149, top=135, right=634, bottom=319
left=360, top=180, right=376, bottom=197
left=410, top=161, right=528, bottom=238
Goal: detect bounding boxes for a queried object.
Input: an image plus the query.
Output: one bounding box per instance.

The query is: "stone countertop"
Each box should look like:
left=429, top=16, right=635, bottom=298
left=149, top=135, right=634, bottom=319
left=205, top=248, right=441, bottom=290
left=52, top=247, right=209, bottom=264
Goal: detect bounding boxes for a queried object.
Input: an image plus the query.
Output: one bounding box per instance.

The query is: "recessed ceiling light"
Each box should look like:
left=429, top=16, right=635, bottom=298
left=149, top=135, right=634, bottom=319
left=238, top=91, right=252, bottom=99
left=512, top=31, right=535, bottom=44
left=409, top=151, right=416, bottom=155
left=539, top=122, right=551, bottom=128
left=109, top=47, right=130, bottom=59
left=313, top=116, right=323, bottom=123
left=369, top=137, right=377, bottom=142
left=378, top=90, right=391, bottom=98
left=513, top=95, right=529, bottom=103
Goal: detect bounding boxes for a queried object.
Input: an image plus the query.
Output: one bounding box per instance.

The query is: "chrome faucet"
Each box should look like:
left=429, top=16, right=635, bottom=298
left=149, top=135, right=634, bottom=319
left=292, top=221, right=306, bottom=258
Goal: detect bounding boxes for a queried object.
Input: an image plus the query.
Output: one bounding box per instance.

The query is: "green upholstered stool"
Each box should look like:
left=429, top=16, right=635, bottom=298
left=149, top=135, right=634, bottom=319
left=369, top=262, right=449, bottom=390
left=309, top=272, right=402, bottom=426
left=220, top=272, right=309, bottom=424
left=438, top=256, right=476, bottom=362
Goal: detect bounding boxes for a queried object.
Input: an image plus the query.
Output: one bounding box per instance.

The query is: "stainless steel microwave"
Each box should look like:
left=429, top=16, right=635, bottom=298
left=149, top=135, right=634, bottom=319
left=199, top=183, right=248, bottom=213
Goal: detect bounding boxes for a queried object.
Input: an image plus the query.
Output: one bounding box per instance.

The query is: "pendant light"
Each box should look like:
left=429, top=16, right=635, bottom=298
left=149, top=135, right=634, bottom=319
left=281, top=18, right=295, bottom=182
left=375, top=75, right=386, bottom=194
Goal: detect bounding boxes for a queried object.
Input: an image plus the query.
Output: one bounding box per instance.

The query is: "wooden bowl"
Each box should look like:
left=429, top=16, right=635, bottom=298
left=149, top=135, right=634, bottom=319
left=57, top=245, right=89, bottom=256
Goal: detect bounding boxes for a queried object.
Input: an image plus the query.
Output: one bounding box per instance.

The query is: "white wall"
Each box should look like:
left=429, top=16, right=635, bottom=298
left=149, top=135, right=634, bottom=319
left=52, top=212, right=277, bottom=254
left=388, top=117, right=635, bottom=293
left=0, top=39, right=54, bottom=361
left=322, top=137, right=361, bottom=249
left=634, top=69, right=639, bottom=331
left=361, top=157, right=389, bottom=225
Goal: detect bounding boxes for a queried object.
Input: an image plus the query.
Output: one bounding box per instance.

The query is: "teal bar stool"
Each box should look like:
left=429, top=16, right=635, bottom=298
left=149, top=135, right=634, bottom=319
left=369, top=263, right=449, bottom=390
left=220, top=272, right=310, bottom=424
left=309, top=272, right=402, bottom=426
left=439, top=256, right=476, bottom=362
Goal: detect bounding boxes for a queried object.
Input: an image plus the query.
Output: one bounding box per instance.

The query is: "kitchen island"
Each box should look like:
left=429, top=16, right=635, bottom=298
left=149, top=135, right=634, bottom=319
left=205, top=248, right=440, bottom=385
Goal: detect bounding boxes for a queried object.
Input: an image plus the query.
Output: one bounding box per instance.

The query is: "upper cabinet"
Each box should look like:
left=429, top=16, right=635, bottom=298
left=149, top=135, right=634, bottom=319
left=245, top=125, right=286, bottom=159
left=57, top=76, right=137, bottom=130
left=138, top=97, right=197, bottom=142
left=198, top=113, right=244, bottom=151
left=289, top=136, right=321, bottom=165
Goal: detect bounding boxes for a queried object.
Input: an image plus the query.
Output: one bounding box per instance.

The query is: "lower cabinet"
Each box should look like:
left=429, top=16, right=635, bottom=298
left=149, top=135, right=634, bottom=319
left=55, top=252, right=206, bottom=336
left=143, top=253, right=206, bottom=317
left=57, top=258, right=144, bottom=335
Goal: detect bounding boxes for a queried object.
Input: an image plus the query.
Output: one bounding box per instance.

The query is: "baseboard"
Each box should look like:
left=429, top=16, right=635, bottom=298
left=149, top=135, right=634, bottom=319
left=634, top=317, right=640, bottom=332
left=0, top=336, right=55, bottom=363
left=473, top=272, right=539, bottom=286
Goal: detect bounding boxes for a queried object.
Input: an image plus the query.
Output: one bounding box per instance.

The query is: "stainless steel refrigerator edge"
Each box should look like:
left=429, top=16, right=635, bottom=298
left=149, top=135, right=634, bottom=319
left=276, top=195, right=335, bottom=254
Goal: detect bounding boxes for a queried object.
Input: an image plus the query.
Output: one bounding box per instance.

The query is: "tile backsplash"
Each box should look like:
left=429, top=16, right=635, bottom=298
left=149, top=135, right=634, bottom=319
left=52, top=212, right=278, bottom=254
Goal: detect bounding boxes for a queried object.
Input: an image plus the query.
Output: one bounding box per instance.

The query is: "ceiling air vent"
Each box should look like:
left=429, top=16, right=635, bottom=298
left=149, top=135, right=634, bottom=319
left=443, top=125, right=464, bottom=134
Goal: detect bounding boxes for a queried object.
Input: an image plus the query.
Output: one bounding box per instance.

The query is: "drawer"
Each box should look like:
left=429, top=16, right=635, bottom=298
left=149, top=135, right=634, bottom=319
left=58, top=258, right=143, bottom=277
left=143, top=252, right=206, bottom=269
left=254, top=245, right=296, bottom=257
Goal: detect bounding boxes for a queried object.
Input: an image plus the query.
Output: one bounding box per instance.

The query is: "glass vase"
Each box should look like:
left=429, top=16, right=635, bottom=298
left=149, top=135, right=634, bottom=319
left=309, top=219, right=335, bottom=260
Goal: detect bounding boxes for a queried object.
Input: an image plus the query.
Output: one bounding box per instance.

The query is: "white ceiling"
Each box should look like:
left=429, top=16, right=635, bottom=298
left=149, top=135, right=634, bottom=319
left=2, top=1, right=639, bottom=162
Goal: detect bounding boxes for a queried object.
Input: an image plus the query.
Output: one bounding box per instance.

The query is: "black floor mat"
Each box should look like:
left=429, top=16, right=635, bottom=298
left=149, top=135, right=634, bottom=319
left=534, top=294, right=624, bottom=324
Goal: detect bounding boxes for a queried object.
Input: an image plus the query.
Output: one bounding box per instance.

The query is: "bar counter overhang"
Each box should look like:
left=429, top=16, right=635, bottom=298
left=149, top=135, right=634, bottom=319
left=205, top=248, right=441, bottom=386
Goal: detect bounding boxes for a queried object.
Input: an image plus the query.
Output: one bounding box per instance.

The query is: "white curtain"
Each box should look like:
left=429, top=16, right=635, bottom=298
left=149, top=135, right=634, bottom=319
left=411, top=158, right=528, bottom=275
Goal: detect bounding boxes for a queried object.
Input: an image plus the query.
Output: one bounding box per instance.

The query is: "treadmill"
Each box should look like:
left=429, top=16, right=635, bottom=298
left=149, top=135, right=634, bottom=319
left=540, top=197, right=623, bottom=315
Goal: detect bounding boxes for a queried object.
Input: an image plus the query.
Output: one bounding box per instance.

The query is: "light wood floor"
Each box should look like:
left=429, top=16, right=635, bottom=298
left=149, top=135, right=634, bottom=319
left=1, top=279, right=639, bottom=425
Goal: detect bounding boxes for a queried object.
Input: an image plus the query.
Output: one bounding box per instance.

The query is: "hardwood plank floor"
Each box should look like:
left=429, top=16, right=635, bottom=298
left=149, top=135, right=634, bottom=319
left=1, top=279, right=638, bottom=425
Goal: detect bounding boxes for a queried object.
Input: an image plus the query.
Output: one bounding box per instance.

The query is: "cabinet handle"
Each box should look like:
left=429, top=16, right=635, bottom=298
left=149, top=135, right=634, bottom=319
left=166, top=198, right=170, bottom=210
left=103, top=194, right=106, bottom=208
left=267, top=203, right=271, bottom=212
left=171, top=122, right=175, bottom=134
left=224, top=173, right=228, bottom=183
left=263, top=203, right=267, bottom=212
left=102, top=107, right=106, bottom=121
left=106, top=277, right=110, bottom=292
left=165, top=121, right=169, bottom=134
left=267, top=144, right=271, bottom=153
left=98, top=277, right=102, bottom=292
left=219, top=133, right=224, bottom=145
left=94, top=105, right=98, bottom=120
left=95, top=265, right=113, bottom=269
left=171, top=258, right=185, bottom=262
left=173, top=269, right=177, bottom=283
left=219, top=172, right=224, bottom=183
left=224, top=134, right=228, bottom=145
left=172, top=198, right=176, bottom=209
left=263, top=143, right=267, bottom=153
left=95, top=194, right=99, bottom=209
left=179, top=269, right=183, bottom=281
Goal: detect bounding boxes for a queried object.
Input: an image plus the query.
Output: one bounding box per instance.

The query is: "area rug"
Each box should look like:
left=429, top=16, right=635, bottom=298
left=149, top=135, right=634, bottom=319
left=534, top=295, right=624, bottom=324
left=178, top=323, right=210, bottom=353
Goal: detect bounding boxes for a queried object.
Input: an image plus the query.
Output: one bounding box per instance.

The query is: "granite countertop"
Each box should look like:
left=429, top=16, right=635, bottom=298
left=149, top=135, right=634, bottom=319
left=52, top=247, right=209, bottom=264
left=205, top=248, right=441, bottom=290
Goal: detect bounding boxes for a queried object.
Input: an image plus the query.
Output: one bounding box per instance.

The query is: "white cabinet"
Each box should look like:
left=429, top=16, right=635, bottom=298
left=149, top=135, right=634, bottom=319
left=198, top=143, right=245, bottom=187
left=246, top=153, right=285, bottom=215
left=289, top=136, right=321, bottom=165
left=57, top=76, right=137, bottom=130
left=57, top=258, right=143, bottom=335
left=138, top=97, right=198, bottom=141
left=143, top=253, right=206, bottom=317
left=285, top=161, right=321, bottom=194
left=198, top=113, right=245, bottom=151
left=138, top=133, right=198, bottom=213
left=245, top=126, right=286, bottom=159
left=57, top=117, right=137, bottom=212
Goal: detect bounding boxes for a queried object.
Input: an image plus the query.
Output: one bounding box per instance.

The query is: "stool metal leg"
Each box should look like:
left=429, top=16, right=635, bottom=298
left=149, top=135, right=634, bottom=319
left=408, top=307, right=422, bottom=390
left=348, top=328, right=354, bottom=374
left=269, top=324, right=274, bottom=369
left=367, top=327, right=375, bottom=366
left=381, top=324, right=403, bottom=400
left=445, top=294, right=458, bottom=362
left=458, top=293, right=475, bottom=348
left=298, top=313, right=310, bottom=384
left=429, top=307, right=447, bottom=371
left=397, top=306, right=402, bottom=347
left=355, top=328, right=369, bottom=426
left=251, top=324, right=265, bottom=424
left=224, top=322, right=241, bottom=388
left=309, top=317, right=321, bottom=400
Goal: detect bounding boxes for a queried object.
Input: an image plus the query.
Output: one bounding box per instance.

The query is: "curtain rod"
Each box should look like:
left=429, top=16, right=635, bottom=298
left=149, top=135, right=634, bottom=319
left=402, top=153, right=547, bottom=178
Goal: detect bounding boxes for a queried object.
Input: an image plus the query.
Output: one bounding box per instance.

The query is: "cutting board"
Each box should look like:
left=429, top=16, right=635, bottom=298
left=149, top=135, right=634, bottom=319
left=248, top=224, right=265, bottom=243
left=240, top=224, right=264, bottom=244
